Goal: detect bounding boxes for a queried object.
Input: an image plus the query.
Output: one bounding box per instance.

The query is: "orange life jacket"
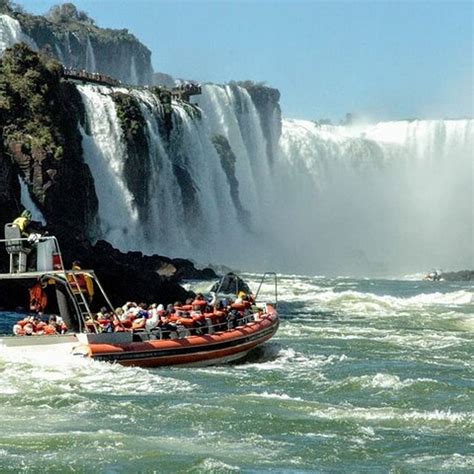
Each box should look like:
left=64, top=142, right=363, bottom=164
left=29, top=283, right=48, bottom=312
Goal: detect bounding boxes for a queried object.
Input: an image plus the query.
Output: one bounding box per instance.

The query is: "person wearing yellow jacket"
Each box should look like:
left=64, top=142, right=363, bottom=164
left=67, top=260, right=95, bottom=303
left=12, top=210, right=33, bottom=237
left=12, top=209, right=45, bottom=239
left=12, top=210, right=45, bottom=270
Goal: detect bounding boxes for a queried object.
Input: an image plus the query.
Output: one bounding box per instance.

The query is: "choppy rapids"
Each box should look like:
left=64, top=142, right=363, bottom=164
left=1, top=275, right=472, bottom=472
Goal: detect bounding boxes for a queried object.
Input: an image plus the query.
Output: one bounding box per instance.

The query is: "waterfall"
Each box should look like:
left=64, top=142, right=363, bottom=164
left=77, top=84, right=253, bottom=264
left=195, top=85, right=274, bottom=221
left=0, top=14, right=36, bottom=55
left=85, top=35, right=97, bottom=72
left=274, top=119, right=473, bottom=275
left=77, top=84, right=140, bottom=248
left=130, top=56, right=138, bottom=85
left=76, top=82, right=473, bottom=275
left=19, top=178, right=45, bottom=224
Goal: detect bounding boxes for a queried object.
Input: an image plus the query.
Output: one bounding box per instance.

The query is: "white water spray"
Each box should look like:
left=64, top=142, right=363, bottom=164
left=0, top=14, right=36, bottom=55
left=76, top=83, right=473, bottom=275
left=274, top=119, right=473, bottom=274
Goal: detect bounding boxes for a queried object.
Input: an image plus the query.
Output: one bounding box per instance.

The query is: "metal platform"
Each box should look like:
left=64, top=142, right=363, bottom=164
left=0, top=269, right=96, bottom=280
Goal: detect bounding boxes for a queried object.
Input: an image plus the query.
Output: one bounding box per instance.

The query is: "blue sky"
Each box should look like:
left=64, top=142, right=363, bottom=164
left=18, top=0, right=473, bottom=121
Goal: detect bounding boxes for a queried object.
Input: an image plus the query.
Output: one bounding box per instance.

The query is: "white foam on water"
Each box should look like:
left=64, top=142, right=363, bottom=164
left=340, top=373, right=438, bottom=391
left=310, top=406, right=472, bottom=425
left=247, top=391, right=305, bottom=402
left=312, top=288, right=473, bottom=309
left=0, top=344, right=197, bottom=397
left=189, top=458, right=241, bottom=473
left=403, top=453, right=474, bottom=470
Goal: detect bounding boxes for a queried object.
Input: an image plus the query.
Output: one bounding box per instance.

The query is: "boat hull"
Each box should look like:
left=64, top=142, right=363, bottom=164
left=73, top=309, right=279, bottom=368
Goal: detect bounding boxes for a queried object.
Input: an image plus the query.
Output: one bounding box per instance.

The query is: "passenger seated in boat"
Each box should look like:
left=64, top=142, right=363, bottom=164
left=158, top=312, right=178, bottom=338
left=23, top=322, right=34, bottom=335
left=131, top=306, right=149, bottom=330
left=235, top=291, right=245, bottom=305
left=226, top=309, right=238, bottom=329
left=122, top=301, right=139, bottom=317
left=97, top=309, right=114, bottom=332
left=115, top=307, right=125, bottom=320
left=41, top=315, right=60, bottom=335
left=144, top=304, right=160, bottom=331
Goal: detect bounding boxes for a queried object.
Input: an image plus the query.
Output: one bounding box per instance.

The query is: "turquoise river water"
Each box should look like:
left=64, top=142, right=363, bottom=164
left=0, top=274, right=473, bottom=472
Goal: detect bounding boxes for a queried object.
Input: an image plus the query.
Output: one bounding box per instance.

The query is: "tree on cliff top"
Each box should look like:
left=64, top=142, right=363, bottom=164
left=0, top=0, right=12, bottom=13
left=46, top=3, right=94, bottom=25
left=0, top=43, right=64, bottom=158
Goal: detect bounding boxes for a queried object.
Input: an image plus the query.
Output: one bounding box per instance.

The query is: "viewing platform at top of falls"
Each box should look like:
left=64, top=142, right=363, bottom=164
left=62, top=68, right=122, bottom=87
left=171, top=83, right=202, bottom=102
left=61, top=67, right=202, bottom=103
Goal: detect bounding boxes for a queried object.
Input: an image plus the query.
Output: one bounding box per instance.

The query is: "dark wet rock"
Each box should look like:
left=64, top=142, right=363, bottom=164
left=110, top=92, right=150, bottom=212
left=236, top=80, right=282, bottom=164
left=441, top=270, right=474, bottom=281
left=210, top=272, right=251, bottom=295
left=0, top=46, right=216, bottom=312
left=12, top=5, right=153, bottom=85
left=211, top=134, right=250, bottom=228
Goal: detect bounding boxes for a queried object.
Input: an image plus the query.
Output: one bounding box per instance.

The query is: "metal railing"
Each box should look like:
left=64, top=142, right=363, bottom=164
left=1, top=234, right=118, bottom=334
left=0, top=235, right=65, bottom=275
left=254, top=272, right=278, bottom=308
left=121, top=312, right=263, bottom=340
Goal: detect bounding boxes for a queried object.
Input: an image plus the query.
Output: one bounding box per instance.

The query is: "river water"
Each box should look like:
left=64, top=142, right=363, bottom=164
left=0, top=274, right=472, bottom=472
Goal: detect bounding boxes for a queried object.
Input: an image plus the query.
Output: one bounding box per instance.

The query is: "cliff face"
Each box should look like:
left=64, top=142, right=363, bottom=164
left=0, top=45, right=214, bottom=311
left=237, top=81, right=282, bottom=164
left=11, top=5, right=153, bottom=85
left=0, top=44, right=97, bottom=239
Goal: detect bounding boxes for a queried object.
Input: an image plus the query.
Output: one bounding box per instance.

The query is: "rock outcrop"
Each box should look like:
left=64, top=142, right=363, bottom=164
left=0, top=44, right=97, bottom=238
left=8, top=3, right=153, bottom=85
left=237, top=81, right=282, bottom=164
left=441, top=270, right=474, bottom=281
left=0, top=45, right=216, bottom=312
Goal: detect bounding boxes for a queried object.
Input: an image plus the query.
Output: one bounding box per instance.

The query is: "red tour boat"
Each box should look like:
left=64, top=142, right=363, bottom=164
left=0, top=231, right=279, bottom=367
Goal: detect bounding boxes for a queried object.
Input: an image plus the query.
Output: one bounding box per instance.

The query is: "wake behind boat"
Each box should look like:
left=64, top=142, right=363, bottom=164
left=0, top=230, right=279, bottom=367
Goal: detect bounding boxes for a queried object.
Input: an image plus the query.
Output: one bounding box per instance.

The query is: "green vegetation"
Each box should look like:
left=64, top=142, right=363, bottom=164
left=0, top=42, right=92, bottom=231
left=181, top=102, right=202, bottom=120
left=110, top=91, right=150, bottom=209
left=150, top=86, right=172, bottom=114
left=46, top=3, right=94, bottom=25
left=111, top=92, right=146, bottom=140
left=12, top=3, right=144, bottom=47
left=0, top=43, right=66, bottom=162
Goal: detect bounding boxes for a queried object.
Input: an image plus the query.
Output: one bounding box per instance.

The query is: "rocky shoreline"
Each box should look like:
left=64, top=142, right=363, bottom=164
left=440, top=270, right=474, bottom=282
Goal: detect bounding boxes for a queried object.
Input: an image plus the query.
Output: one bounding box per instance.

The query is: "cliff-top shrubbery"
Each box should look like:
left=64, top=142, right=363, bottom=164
left=0, top=43, right=96, bottom=235
left=0, top=43, right=65, bottom=161
left=12, top=2, right=144, bottom=45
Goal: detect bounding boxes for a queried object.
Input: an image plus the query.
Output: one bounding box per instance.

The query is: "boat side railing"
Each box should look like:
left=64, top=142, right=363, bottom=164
left=213, top=272, right=278, bottom=308
left=0, top=235, right=65, bottom=276
left=254, top=272, right=278, bottom=308
left=129, top=311, right=265, bottom=341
